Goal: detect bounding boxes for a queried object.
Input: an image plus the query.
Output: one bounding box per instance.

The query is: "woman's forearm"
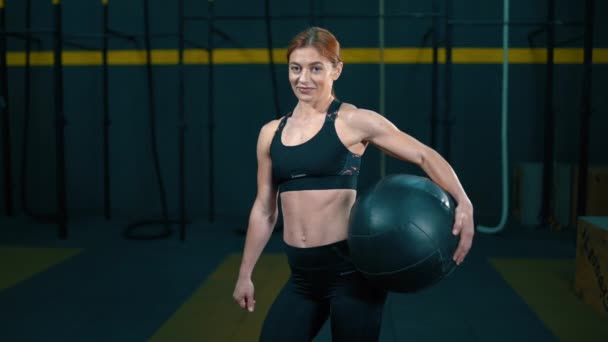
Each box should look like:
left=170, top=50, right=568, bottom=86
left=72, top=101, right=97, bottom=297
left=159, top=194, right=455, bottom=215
left=420, top=147, right=471, bottom=206
left=238, top=204, right=278, bottom=279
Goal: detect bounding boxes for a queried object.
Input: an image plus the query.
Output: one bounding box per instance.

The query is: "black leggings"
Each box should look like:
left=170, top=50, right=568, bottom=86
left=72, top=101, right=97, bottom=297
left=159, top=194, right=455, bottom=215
left=260, top=240, right=387, bottom=342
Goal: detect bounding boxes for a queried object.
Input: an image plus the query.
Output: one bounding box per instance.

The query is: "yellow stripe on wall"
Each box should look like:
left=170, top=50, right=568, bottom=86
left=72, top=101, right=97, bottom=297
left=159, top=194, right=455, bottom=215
left=384, top=48, right=445, bottom=63
left=5, top=48, right=608, bottom=66
left=455, top=48, right=503, bottom=63
left=7, top=52, right=54, bottom=66
left=63, top=51, right=102, bottom=65
left=0, top=0, right=5, bottom=9
left=594, top=48, right=608, bottom=62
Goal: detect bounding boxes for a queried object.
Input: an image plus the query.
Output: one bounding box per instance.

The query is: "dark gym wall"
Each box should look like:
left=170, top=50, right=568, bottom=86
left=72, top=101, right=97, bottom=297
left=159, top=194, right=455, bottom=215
left=1, top=0, right=606, bottom=225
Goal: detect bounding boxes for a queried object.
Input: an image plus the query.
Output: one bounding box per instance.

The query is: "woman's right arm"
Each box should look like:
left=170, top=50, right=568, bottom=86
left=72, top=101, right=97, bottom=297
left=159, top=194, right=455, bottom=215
left=237, top=121, right=279, bottom=283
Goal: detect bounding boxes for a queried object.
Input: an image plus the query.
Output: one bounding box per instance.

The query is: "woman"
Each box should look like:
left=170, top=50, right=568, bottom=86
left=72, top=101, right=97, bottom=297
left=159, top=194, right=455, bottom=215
left=233, top=27, right=474, bottom=341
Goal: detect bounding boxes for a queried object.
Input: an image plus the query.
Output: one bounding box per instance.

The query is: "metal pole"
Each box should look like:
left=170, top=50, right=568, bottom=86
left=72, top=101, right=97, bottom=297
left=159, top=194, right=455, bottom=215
left=443, top=0, right=453, bottom=162
left=540, top=0, right=556, bottom=227
left=477, top=0, right=511, bottom=234
left=576, top=0, right=594, bottom=217
left=207, top=0, right=215, bottom=222
left=378, top=0, right=386, bottom=178
left=0, top=0, right=14, bottom=217
left=20, top=0, right=36, bottom=219
left=178, top=0, right=187, bottom=240
left=53, top=0, right=68, bottom=239
left=102, top=0, right=111, bottom=219
left=264, top=0, right=281, bottom=119
left=430, top=0, right=439, bottom=150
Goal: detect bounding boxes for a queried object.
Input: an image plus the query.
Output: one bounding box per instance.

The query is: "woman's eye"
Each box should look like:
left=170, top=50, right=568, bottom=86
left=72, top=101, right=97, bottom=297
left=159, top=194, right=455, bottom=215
left=290, top=66, right=300, bottom=72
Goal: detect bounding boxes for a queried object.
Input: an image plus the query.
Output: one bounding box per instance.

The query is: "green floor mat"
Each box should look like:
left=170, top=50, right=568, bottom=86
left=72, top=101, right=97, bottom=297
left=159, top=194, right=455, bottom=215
left=151, top=253, right=290, bottom=342
left=0, top=246, right=83, bottom=292
left=490, top=258, right=608, bottom=341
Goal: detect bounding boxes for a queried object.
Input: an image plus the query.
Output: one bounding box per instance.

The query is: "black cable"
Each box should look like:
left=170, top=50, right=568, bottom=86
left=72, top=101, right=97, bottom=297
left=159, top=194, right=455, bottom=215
left=448, top=19, right=583, bottom=26
left=62, top=40, right=97, bottom=51
left=185, top=13, right=442, bottom=21
left=0, top=31, right=42, bottom=44
left=124, top=0, right=172, bottom=240
left=183, top=38, right=206, bottom=50
left=576, top=0, right=594, bottom=218
left=554, top=34, right=584, bottom=47
left=1, top=30, right=168, bottom=41
left=264, top=0, right=281, bottom=119
left=527, top=27, right=548, bottom=48
left=7, top=0, right=188, bottom=236
left=106, top=29, right=137, bottom=41
left=0, top=0, right=14, bottom=217
left=17, top=0, right=60, bottom=224
left=13, top=1, right=70, bottom=230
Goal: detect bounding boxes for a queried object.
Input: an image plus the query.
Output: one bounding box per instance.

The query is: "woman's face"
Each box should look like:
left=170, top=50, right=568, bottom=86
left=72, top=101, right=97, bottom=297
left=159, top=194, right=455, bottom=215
left=288, top=47, right=342, bottom=103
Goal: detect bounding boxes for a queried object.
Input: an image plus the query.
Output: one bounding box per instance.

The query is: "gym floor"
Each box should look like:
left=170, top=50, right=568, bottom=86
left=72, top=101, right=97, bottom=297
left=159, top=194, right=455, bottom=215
left=1, top=216, right=607, bottom=342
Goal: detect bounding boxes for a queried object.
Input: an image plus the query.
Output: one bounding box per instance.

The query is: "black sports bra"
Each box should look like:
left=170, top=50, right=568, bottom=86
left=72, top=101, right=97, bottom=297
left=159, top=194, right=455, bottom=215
left=270, top=99, right=361, bottom=193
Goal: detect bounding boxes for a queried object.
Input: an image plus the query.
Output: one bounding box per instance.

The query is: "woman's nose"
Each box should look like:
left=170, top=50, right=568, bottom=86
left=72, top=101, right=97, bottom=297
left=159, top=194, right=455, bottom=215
left=299, top=69, right=310, bottom=82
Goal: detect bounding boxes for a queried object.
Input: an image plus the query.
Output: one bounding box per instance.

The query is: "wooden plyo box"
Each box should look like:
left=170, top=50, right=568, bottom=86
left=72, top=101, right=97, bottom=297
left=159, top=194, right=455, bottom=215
left=574, top=216, right=608, bottom=316
left=571, top=167, right=608, bottom=226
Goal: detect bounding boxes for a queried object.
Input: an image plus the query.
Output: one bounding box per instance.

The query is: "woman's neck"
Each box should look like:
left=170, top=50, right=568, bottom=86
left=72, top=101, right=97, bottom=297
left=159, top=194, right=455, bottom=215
left=294, top=95, right=334, bottom=118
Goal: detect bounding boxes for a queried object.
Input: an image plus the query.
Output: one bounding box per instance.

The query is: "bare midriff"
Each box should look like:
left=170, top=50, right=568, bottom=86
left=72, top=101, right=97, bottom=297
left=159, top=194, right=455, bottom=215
left=280, top=189, right=357, bottom=247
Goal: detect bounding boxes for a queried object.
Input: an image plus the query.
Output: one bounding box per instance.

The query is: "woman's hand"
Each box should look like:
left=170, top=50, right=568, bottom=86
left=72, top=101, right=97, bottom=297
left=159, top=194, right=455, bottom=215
left=451, top=200, right=474, bottom=265
left=233, top=277, right=256, bottom=312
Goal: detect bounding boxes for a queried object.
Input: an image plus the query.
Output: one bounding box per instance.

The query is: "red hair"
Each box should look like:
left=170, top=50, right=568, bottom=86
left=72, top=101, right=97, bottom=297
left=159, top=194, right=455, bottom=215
left=286, top=27, right=341, bottom=66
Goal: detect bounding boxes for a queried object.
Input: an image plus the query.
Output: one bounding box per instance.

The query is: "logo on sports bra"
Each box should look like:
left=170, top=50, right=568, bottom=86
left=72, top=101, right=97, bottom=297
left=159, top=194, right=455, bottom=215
left=291, top=173, right=307, bottom=179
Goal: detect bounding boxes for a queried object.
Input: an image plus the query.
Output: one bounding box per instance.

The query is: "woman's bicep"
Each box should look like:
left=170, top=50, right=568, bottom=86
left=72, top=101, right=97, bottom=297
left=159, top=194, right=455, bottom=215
left=253, top=124, right=279, bottom=214
left=355, top=110, right=427, bottom=165
left=255, top=152, right=277, bottom=211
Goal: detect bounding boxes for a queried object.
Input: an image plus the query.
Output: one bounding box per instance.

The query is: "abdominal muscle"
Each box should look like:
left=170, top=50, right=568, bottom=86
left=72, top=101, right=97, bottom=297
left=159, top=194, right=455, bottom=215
left=280, top=189, right=357, bottom=247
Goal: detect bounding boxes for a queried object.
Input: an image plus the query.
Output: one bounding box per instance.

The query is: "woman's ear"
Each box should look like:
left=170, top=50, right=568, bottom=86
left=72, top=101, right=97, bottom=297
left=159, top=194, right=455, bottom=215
left=332, top=62, right=343, bottom=81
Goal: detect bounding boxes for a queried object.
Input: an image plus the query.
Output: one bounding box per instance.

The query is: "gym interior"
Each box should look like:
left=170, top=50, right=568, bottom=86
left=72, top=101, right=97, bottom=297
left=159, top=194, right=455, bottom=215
left=1, top=0, right=607, bottom=341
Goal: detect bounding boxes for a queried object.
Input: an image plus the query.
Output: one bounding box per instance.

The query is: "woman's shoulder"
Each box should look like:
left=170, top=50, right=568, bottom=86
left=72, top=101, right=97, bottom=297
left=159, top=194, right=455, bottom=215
left=337, top=102, right=377, bottom=123
left=255, top=118, right=283, bottom=152
left=258, top=118, right=282, bottom=138
left=338, top=101, right=358, bottom=113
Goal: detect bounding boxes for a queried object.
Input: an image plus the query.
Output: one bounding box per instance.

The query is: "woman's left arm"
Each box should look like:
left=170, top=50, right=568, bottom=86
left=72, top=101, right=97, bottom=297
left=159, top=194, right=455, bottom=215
left=346, top=108, right=474, bottom=265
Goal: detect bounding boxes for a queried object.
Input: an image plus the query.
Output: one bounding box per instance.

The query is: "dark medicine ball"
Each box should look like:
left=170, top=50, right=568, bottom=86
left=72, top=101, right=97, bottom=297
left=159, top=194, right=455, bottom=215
left=348, top=174, right=459, bottom=293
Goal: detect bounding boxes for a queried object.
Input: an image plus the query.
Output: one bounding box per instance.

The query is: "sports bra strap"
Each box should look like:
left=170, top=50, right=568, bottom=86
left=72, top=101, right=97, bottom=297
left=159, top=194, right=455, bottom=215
left=326, top=99, right=342, bottom=119
left=276, top=99, right=341, bottom=134
left=276, top=112, right=291, bottom=133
